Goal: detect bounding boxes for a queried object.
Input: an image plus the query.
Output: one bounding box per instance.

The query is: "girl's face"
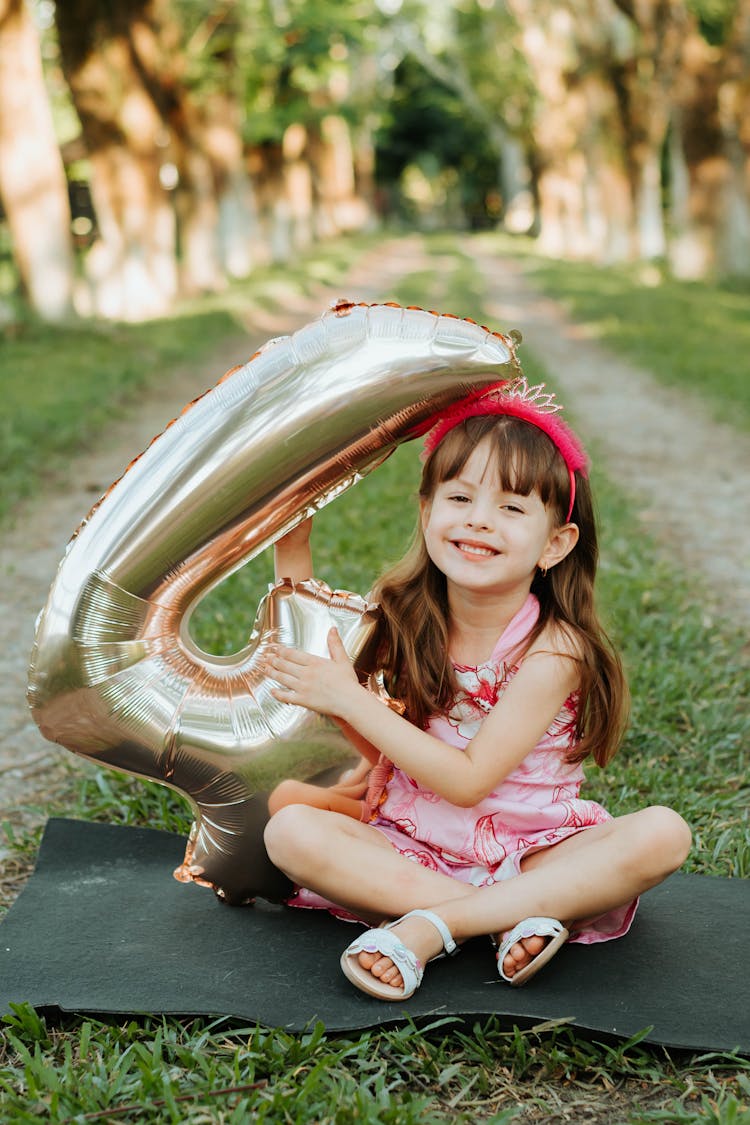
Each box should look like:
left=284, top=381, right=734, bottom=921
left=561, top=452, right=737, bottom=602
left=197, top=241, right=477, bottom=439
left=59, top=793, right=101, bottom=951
left=421, top=438, right=568, bottom=599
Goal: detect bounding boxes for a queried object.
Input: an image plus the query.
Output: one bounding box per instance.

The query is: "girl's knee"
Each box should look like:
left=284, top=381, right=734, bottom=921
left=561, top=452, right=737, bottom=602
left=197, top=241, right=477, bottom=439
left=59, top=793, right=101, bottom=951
left=264, top=802, right=321, bottom=867
left=640, top=805, right=692, bottom=872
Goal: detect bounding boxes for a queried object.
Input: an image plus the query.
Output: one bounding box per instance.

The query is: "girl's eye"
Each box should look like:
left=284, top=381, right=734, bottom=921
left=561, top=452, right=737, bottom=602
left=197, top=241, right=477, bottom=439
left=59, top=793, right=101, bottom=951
left=448, top=493, right=470, bottom=503
left=501, top=503, right=525, bottom=514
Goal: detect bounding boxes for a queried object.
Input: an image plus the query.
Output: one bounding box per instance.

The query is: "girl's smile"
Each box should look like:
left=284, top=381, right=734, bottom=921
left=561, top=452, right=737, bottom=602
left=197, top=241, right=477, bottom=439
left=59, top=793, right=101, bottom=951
left=452, top=539, right=499, bottom=559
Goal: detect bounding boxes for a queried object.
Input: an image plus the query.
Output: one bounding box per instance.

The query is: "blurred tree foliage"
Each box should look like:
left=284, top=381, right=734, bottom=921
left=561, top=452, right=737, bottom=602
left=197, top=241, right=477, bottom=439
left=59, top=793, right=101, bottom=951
left=0, top=0, right=748, bottom=322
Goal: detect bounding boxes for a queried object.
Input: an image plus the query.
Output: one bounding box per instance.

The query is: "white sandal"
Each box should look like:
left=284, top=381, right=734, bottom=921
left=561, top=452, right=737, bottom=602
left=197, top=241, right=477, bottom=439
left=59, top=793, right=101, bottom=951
left=340, top=909, right=459, bottom=1000
left=497, top=916, right=569, bottom=986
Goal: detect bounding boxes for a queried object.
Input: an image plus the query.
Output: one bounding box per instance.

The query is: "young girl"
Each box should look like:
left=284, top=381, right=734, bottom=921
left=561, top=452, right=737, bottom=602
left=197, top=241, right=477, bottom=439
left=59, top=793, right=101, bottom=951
left=264, top=379, right=692, bottom=1000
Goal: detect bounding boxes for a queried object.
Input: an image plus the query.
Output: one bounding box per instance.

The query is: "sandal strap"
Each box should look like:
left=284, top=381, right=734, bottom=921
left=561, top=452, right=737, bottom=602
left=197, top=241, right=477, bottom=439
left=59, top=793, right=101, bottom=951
left=395, top=909, right=459, bottom=956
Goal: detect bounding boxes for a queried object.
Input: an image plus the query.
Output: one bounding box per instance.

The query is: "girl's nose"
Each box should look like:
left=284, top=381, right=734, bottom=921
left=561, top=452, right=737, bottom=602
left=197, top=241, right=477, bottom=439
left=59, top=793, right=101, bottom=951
left=465, top=506, right=493, bottom=530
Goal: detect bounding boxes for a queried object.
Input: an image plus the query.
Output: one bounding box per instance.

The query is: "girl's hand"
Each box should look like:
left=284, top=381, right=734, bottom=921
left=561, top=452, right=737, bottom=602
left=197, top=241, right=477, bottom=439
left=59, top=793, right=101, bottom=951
left=274, top=516, right=313, bottom=582
left=267, top=627, right=362, bottom=718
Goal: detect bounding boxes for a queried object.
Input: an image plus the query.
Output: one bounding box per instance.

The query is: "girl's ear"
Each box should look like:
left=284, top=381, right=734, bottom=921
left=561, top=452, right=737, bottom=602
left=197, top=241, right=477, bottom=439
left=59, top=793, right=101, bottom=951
left=419, top=497, right=431, bottom=532
left=539, top=522, right=579, bottom=573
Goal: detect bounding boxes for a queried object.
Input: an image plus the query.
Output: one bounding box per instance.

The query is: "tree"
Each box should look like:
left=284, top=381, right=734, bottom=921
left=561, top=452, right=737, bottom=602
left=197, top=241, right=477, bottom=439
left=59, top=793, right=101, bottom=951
left=0, top=0, right=74, bottom=320
left=238, top=0, right=378, bottom=257
left=507, top=0, right=641, bottom=260
left=505, top=0, right=750, bottom=275
left=375, top=0, right=536, bottom=230
left=611, top=0, right=690, bottom=260
left=375, top=55, right=505, bottom=227
left=715, top=0, right=750, bottom=275
left=52, top=0, right=377, bottom=313
left=54, top=0, right=179, bottom=320
left=670, top=0, right=750, bottom=278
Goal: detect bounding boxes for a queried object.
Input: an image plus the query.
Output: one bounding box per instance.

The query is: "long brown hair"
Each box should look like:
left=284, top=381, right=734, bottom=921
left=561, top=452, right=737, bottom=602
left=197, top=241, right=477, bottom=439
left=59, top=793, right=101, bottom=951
left=360, top=415, right=629, bottom=766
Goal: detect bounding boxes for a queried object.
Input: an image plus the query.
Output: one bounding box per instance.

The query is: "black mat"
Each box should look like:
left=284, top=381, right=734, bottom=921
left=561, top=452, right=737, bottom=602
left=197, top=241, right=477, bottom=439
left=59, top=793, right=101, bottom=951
left=1, top=818, right=748, bottom=1053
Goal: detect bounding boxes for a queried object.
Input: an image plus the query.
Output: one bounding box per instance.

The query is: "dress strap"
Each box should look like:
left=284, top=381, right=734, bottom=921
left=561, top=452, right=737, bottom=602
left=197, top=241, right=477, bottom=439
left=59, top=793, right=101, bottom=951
left=489, top=593, right=540, bottom=665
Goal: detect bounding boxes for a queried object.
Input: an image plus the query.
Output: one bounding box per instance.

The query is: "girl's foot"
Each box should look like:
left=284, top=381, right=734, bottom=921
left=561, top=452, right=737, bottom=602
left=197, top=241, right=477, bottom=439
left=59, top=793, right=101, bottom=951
left=356, top=914, right=442, bottom=989
left=498, top=933, right=548, bottom=979
left=496, top=918, right=570, bottom=986
left=341, top=909, right=458, bottom=1000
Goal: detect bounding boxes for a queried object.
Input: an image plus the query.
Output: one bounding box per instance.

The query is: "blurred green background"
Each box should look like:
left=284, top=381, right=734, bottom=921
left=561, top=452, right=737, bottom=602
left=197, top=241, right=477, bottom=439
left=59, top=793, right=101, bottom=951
left=2, top=0, right=749, bottom=328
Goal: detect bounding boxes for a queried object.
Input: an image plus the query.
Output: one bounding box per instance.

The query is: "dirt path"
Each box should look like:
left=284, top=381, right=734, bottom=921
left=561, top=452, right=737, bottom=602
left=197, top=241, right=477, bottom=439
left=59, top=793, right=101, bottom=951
left=2, top=233, right=748, bottom=875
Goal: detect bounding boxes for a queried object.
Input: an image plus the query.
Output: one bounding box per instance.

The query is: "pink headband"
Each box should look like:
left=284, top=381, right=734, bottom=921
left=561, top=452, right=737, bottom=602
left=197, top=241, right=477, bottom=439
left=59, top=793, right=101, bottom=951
left=421, top=378, right=589, bottom=522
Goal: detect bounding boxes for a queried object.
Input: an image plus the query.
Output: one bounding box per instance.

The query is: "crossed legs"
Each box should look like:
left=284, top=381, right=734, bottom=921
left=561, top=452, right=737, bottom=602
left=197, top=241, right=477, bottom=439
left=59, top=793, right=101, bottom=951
left=264, top=804, right=692, bottom=986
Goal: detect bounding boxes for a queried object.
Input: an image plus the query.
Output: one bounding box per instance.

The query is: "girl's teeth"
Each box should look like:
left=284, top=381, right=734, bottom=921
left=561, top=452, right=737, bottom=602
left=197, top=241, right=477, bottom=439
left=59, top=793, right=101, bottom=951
left=459, top=543, right=494, bottom=556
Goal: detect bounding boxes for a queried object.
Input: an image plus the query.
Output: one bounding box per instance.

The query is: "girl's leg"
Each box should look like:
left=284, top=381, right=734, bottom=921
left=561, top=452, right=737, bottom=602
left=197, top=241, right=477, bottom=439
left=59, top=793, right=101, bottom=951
left=356, top=805, right=691, bottom=988
left=263, top=802, right=478, bottom=924
left=267, top=778, right=365, bottom=820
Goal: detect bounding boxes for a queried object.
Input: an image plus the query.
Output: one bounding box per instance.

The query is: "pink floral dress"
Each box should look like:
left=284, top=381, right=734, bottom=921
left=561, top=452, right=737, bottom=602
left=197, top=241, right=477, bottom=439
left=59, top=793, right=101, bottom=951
left=289, top=593, right=637, bottom=944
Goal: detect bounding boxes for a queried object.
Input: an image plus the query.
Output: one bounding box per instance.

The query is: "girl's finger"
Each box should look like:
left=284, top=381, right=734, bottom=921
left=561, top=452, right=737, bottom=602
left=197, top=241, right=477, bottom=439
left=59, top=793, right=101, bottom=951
left=327, top=627, right=348, bottom=661
left=274, top=644, right=314, bottom=667
left=265, top=650, right=305, bottom=675
left=270, top=685, right=297, bottom=704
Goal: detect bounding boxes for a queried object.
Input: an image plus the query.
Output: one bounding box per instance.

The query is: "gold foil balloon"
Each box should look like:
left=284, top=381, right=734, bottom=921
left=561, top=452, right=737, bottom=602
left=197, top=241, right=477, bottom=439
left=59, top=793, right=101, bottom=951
left=27, top=300, right=520, bottom=903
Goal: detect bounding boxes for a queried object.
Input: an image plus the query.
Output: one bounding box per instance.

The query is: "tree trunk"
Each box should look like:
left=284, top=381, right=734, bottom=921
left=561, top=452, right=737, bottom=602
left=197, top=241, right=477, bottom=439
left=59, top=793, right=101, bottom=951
left=669, top=32, right=726, bottom=278
left=0, top=0, right=75, bottom=320
left=173, top=139, right=224, bottom=295
left=636, top=149, right=667, bottom=259
left=129, top=5, right=228, bottom=295
left=248, top=143, right=292, bottom=264
left=510, top=0, right=636, bottom=261
left=500, top=136, right=535, bottom=234
left=283, top=123, right=315, bottom=253
left=611, top=0, right=690, bottom=261
left=203, top=91, right=258, bottom=280
left=669, top=4, right=750, bottom=280
left=55, top=0, right=177, bottom=320
left=715, top=0, right=750, bottom=277
left=133, top=5, right=262, bottom=292
left=308, top=115, right=370, bottom=238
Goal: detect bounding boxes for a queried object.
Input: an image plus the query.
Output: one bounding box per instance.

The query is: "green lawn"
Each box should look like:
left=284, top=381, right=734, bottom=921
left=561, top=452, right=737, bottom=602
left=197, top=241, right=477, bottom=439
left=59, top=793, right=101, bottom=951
left=1, top=234, right=748, bottom=1123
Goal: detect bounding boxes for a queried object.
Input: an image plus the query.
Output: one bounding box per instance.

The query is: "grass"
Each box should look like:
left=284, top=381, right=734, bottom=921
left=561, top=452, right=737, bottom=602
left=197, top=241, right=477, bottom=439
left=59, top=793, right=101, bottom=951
left=2, top=1005, right=749, bottom=1123
left=477, top=233, right=750, bottom=433
left=1, top=233, right=748, bottom=1122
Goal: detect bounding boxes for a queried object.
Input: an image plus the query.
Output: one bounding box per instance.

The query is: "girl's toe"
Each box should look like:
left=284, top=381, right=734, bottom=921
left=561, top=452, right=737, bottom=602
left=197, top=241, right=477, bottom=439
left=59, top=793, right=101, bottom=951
left=501, top=949, right=519, bottom=975
left=503, top=937, right=545, bottom=975
left=509, top=941, right=527, bottom=965
left=371, top=955, right=394, bottom=979
left=379, top=963, right=403, bottom=986
left=522, top=935, right=547, bottom=957
left=355, top=949, right=404, bottom=988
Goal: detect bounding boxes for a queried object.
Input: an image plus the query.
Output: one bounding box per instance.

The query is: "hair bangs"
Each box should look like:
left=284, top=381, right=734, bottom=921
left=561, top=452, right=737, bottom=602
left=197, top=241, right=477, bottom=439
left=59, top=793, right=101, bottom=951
left=422, top=415, right=571, bottom=518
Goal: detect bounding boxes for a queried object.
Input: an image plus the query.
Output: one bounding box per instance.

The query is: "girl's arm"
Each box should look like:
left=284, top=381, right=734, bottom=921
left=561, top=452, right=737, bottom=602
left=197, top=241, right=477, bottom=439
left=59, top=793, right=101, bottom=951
left=272, top=517, right=381, bottom=765
left=273, top=516, right=313, bottom=583
left=267, top=628, right=580, bottom=806
left=331, top=717, right=382, bottom=766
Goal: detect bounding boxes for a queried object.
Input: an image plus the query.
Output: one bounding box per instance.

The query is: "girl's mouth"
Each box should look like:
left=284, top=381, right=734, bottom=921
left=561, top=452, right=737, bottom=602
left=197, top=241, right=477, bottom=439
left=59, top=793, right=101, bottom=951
left=453, top=540, right=498, bottom=558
